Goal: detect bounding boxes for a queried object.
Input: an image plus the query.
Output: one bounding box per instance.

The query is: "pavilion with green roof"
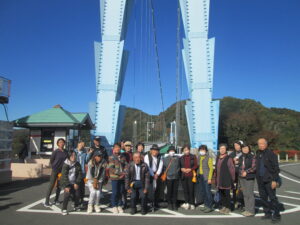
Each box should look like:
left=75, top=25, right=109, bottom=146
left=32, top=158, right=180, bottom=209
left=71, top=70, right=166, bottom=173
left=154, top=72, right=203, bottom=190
left=14, top=105, right=94, bottom=155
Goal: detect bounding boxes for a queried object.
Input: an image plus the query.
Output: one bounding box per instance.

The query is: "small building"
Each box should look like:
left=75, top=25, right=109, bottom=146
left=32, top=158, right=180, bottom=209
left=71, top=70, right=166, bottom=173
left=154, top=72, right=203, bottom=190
left=14, top=105, right=94, bottom=156
left=0, top=121, right=13, bottom=184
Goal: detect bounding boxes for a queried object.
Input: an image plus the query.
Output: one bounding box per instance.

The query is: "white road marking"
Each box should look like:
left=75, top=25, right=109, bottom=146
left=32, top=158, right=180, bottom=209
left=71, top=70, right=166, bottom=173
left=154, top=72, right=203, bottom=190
left=285, top=191, right=300, bottom=195
left=160, top=208, right=185, bottom=216
left=254, top=191, right=300, bottom=201
left=279, top=173, right=300, bottom=184
left=17, top=195, right=300, bottom=219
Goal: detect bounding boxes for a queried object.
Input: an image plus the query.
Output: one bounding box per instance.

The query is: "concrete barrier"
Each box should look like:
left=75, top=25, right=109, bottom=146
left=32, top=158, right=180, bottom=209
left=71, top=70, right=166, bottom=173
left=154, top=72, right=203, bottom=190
left=25, top=158, right=50, bottom=168
left=11, top=163, right=43, bottom=178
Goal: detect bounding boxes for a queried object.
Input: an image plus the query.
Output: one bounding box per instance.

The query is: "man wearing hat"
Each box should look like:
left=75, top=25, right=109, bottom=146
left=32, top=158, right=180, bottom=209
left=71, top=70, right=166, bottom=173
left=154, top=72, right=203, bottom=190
left=144, top=144, right=163, bottom=211
left=88, top=136, right=108, bottom=162
left=163, top=146, right=180, bottom=211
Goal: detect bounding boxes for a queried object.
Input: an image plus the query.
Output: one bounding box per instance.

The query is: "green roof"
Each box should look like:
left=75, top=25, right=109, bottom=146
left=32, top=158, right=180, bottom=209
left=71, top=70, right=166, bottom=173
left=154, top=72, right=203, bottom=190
left=160, top=144, right=171, bottom=154
left=14, top=105, right=93, bottom=129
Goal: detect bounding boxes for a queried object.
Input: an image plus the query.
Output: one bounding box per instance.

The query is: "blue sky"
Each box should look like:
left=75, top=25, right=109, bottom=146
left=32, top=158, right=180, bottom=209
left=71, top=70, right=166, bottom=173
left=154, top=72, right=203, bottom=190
left=0, top=0, right=299, bottom=121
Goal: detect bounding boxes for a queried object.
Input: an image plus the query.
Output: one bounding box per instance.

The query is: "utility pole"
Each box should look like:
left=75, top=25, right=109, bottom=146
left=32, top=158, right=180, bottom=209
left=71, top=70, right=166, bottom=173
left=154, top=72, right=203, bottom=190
left=133, top=120, right=137, bottom=146
left=146, top=122, right=154, bottom=143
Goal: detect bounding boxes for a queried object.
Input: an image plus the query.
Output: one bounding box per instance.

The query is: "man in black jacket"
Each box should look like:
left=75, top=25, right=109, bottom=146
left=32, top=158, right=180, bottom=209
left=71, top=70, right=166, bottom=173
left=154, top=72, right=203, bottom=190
left=88, top=136, right=108, bottom=162
left=256, top=138, right=281, bottom=222
left=125, top=152, right=150, bottom=215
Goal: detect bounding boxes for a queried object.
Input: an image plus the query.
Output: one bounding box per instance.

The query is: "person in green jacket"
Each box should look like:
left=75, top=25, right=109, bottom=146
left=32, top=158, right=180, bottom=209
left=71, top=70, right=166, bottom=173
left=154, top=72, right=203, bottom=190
left=60, top=150, right=82, bottom=215
left=197, top=145, right=214, bottom=213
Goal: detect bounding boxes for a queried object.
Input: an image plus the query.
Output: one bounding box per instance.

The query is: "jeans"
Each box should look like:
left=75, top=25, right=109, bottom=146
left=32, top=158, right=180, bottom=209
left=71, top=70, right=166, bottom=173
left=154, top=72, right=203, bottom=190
left=182, top=176, right=194, bottom=205
left=45, top=170, right=61, bottom=204
left=257, top=177, right=280, bottom=216
left=166, top=179, right=179, bottom=205
left=111, top=180, right=125, bottom=207
left=62, top=185, right=80, bottom=210
left=198, top=175, right=213, bottom=209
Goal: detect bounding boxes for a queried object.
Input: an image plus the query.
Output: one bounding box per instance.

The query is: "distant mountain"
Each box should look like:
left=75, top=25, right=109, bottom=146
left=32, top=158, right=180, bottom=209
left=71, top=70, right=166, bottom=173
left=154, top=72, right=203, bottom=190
left=121, top=97, right=300, bottom=150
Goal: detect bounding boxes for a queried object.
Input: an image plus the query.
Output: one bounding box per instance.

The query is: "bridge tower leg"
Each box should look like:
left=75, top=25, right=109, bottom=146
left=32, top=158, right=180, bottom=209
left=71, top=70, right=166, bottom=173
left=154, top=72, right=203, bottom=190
left=94, top=0, right=133, bottom=146
left=180, top=0, right=220, bottom=150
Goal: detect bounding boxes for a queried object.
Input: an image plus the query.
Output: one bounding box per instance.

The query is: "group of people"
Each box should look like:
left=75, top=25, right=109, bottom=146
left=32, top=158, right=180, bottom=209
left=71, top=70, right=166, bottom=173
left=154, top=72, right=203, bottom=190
left=43, top=136, right=282, bottom=223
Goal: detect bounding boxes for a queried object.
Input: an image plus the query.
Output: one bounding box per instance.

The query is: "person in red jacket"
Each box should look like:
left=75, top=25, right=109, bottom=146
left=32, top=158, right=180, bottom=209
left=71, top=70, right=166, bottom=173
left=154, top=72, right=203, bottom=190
left=180, top=145, right=198, bottom=210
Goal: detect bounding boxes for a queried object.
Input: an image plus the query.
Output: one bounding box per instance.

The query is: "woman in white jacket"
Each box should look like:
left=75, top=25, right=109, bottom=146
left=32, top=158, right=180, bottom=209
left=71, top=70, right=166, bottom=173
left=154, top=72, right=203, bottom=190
left=86, top=151, right=107, bottom=213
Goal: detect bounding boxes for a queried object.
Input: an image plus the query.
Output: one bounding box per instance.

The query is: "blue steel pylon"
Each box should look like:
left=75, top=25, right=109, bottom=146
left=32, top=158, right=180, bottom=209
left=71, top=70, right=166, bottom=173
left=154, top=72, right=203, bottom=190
left=93, top=0, right=219, bottom=150
left=180, top=0, right=219, bottom=150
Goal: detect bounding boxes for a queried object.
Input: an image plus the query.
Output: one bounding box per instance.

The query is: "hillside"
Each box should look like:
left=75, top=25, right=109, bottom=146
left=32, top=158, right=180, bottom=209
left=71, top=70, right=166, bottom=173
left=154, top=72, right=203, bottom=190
left=121, top=97, right=300, bottom=150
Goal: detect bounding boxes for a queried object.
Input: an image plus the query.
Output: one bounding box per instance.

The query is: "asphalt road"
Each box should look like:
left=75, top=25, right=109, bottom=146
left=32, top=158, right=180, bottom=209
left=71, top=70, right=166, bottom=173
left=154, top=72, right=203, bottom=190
left=1, top=162, right=300, bottom=225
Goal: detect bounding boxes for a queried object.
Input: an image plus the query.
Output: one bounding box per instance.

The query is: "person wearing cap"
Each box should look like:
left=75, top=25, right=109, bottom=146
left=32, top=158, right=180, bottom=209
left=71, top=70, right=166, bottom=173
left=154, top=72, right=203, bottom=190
left=144, top=144, right=163, bottom=210
left=123, top=141, right=133, bottom=163
left=196, top=145, right=214, bottom=213
left=163, top=145, right=180, bottom=211
left=180, top=145, right=198, bottom=210
left=86, top=151, right=108, bottom=214
left=88, top=136, right=108, bottom=162
left=108, top=143, right=128, bottom=214
left=125, top=152, right=150, bottom=215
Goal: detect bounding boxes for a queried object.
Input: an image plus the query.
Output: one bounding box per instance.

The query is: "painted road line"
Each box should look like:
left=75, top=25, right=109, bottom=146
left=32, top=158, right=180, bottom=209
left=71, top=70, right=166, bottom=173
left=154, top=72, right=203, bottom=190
left=160, top=208, right=185, bottom=216
left=254, top=191, right=300, bottom=201
left=280, top=173, right=300, bottom=184
left=279, top=163, right=300, bottom=168
left=285, top=191, right=300, bottom=195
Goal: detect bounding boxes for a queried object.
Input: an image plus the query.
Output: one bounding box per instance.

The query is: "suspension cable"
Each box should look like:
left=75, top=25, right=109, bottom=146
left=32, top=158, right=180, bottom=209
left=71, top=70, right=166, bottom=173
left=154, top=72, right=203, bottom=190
left=175, top=0, right=181, bottom=147
left=148, top=0, right=167, bottom=142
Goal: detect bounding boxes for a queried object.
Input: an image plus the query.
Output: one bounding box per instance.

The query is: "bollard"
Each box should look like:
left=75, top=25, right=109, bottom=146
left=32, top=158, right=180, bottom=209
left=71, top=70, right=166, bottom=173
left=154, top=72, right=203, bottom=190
left=286, top=154, right=289, bottom=162
left=277, top=154, right=280, bottom=162
left=295, top=154, right=298, bottom=162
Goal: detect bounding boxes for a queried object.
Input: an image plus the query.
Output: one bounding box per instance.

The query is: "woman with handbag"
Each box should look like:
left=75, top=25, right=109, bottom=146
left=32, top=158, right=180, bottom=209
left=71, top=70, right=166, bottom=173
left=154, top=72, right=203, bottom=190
left=163, top=146, right=180, bottom=211
left=86, top=151, right=107, bottom=214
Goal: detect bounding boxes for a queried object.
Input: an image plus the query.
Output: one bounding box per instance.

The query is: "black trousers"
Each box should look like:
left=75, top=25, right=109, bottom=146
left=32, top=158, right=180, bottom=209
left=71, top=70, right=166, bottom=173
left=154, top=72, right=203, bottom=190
left=257, top=177, right=280, bottom=216
left=166, top=179, right=179, bottom=205
left=182, top=176, right=194, bottom=205
left=79, top=178, right=85, bottom=203
left=219, top=189, right=231, bottom=209
left=45, top=170, right=61, bottom=204
left=131, top=181, right=147, bottom=212
left=62, top=185, right=80, bottom=210
left=148, top=177, right=161, bottom=206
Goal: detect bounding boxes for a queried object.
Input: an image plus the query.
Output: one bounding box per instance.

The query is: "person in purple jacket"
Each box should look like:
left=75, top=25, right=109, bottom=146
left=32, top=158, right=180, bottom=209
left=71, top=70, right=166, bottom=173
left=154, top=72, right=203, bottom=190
left=214, top=143, right=235, bottom=214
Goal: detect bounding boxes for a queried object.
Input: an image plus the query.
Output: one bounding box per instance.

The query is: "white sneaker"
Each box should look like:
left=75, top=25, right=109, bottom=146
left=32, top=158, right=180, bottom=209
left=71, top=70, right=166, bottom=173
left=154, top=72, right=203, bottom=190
left=117, top=206, right=124, bottom=213
left=186, top=203, right=190, bottom=210
left=87, top=204, right=93, bottom=214
left=181, top=203, right=187, bottom=209
left=112, top=207, right=119, bottom=214
left=95, top=205, right=101, bottom=213
left=61, top=209, right=68, bottom=215
left=190, top=205, right=195, bottom=210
